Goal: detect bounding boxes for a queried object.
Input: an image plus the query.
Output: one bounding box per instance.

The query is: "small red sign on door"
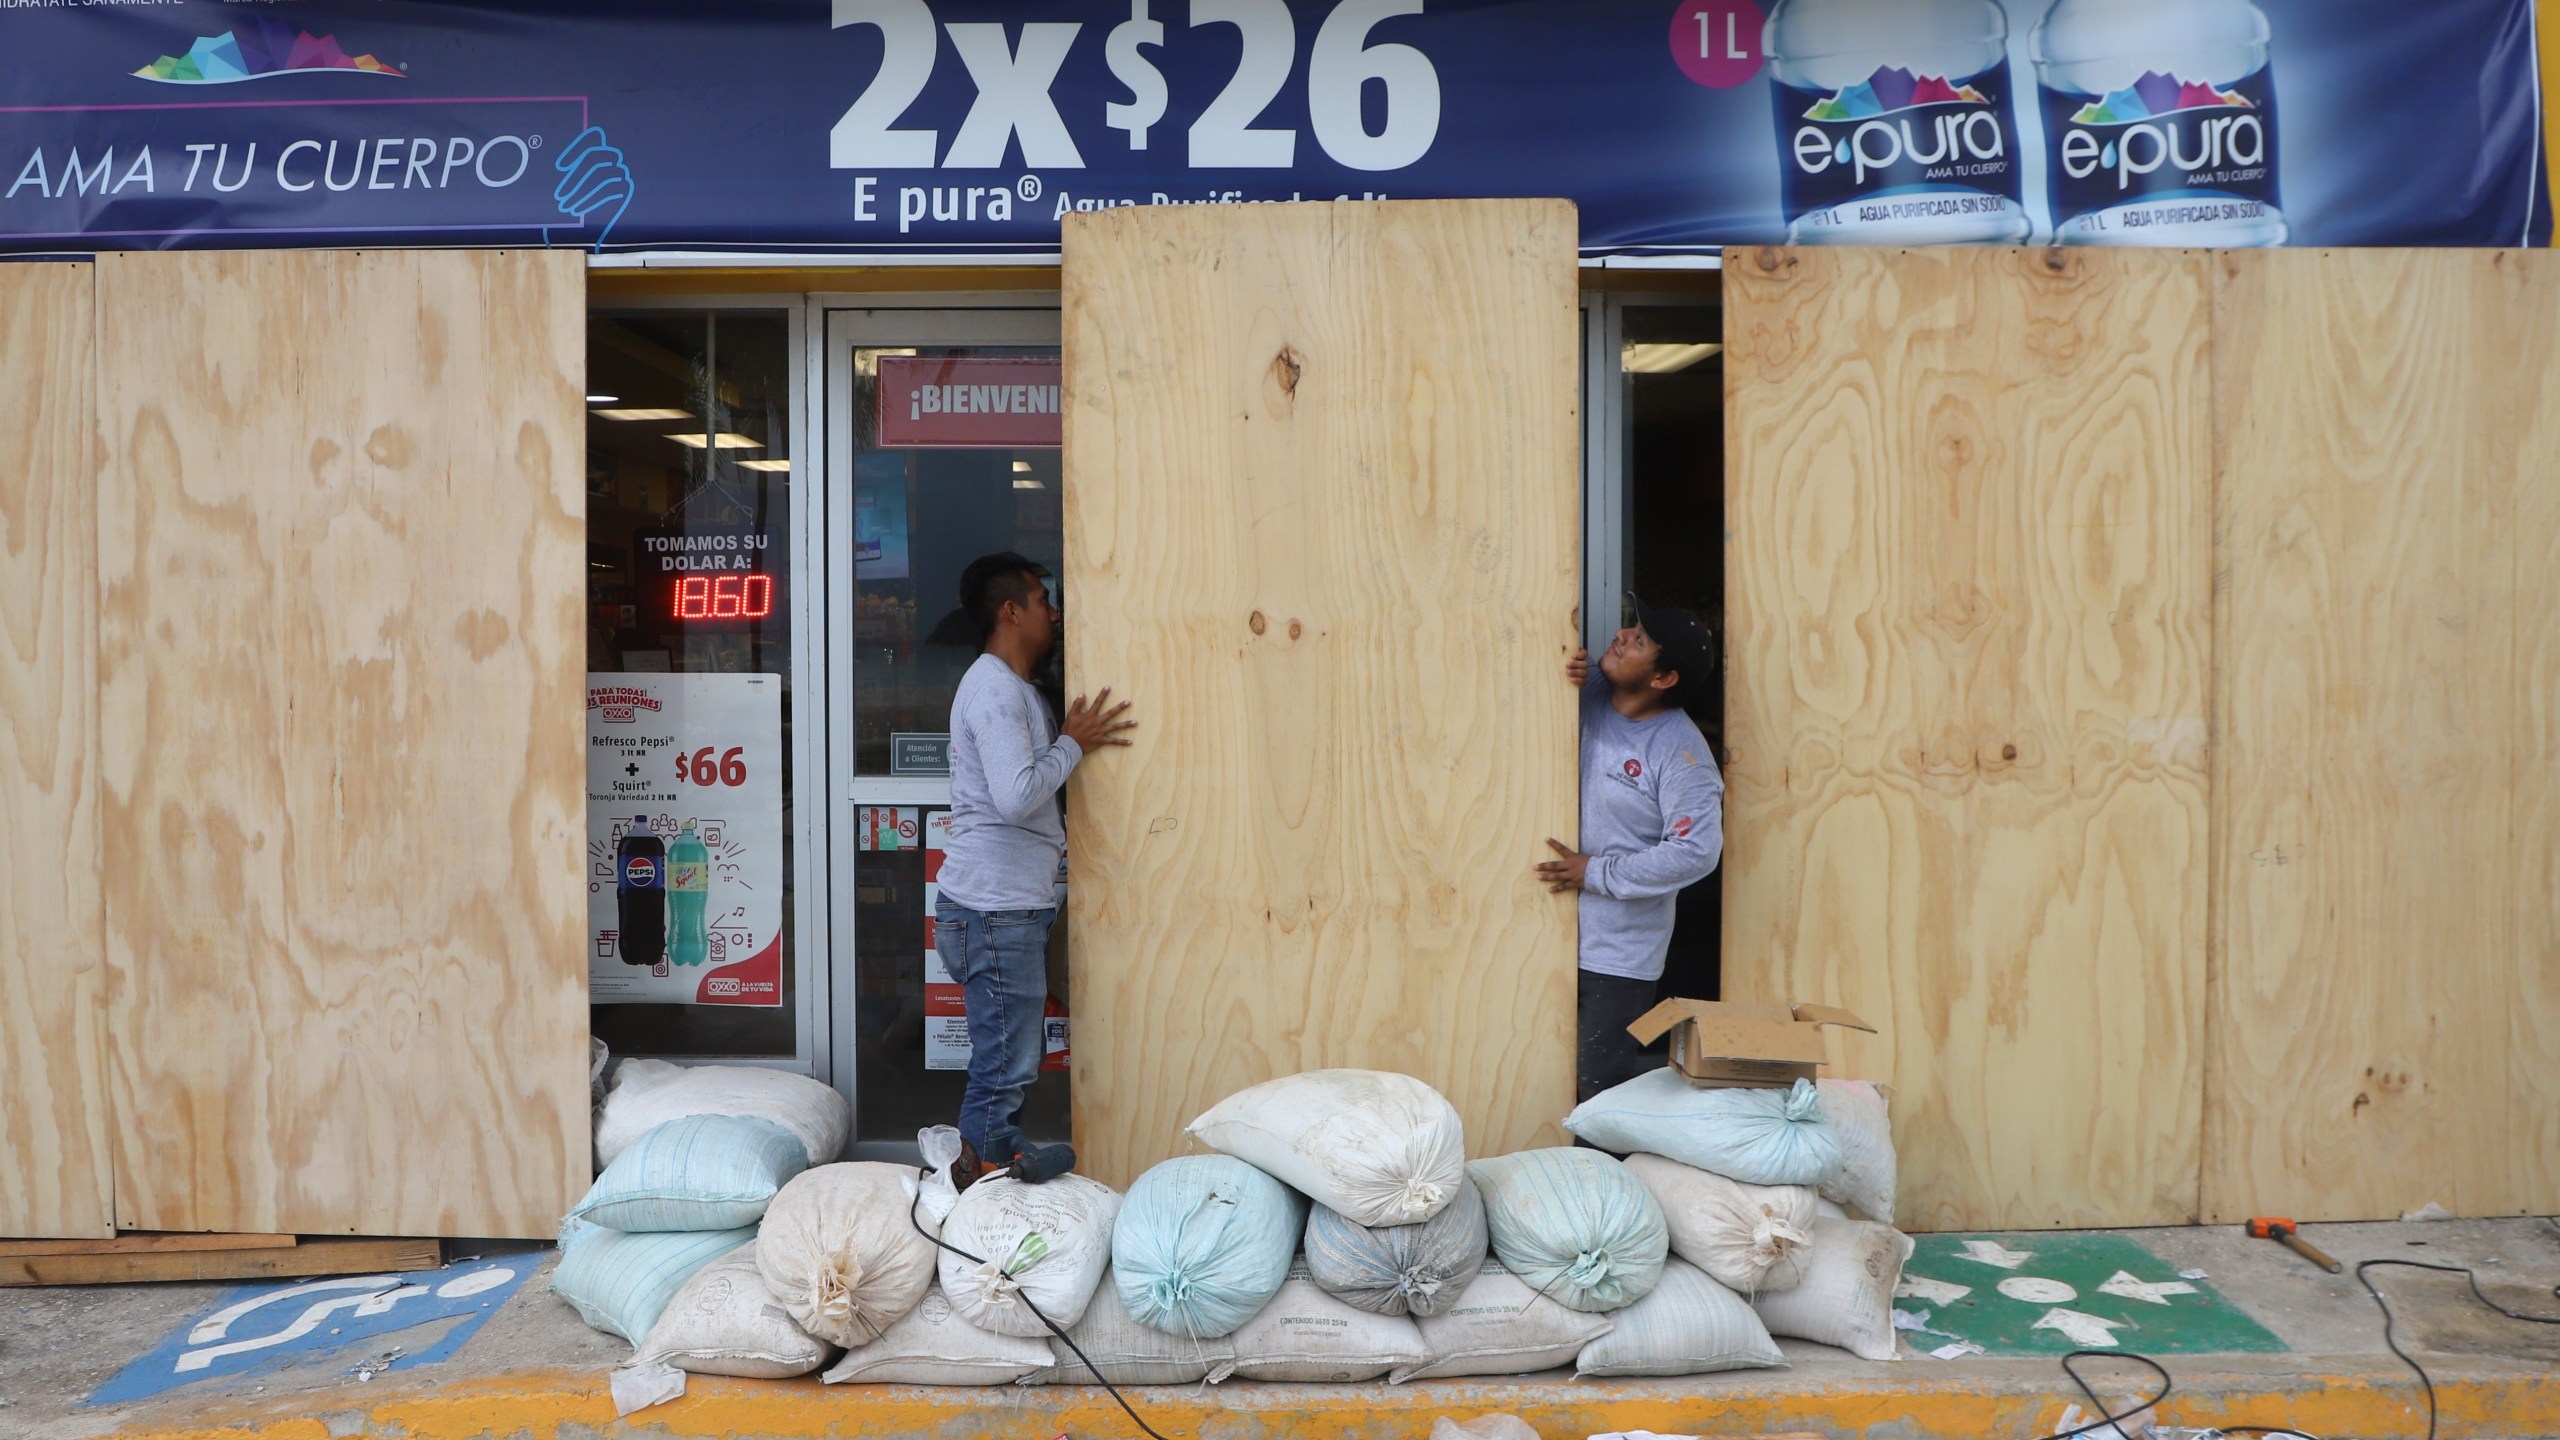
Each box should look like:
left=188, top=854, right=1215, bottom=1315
left=876, top=355, right=1062, bottom=449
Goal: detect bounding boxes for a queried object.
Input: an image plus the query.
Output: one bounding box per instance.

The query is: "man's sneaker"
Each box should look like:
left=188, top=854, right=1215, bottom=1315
left=950, top=1138, right=986, bottom=1194
left=984, top=1125, right=1077, bottom=1184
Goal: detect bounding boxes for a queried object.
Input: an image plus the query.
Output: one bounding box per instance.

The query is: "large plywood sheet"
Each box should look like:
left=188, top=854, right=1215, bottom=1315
left=1062, top=200, right=1581, bottom=1186
left=0, top=264, right=113, bottom=1239
left=96, top=250, right=589, bottom=1238
left=1722, top=247, right=2213, bottom=1231
left=2206, top=249, right=2560, bottom=1222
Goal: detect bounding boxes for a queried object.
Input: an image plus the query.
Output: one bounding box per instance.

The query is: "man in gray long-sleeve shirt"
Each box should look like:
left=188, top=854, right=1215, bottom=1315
left=939, top=553, right=1133, bottom=1184
left=1537, top=595, right=1726, bottom=1102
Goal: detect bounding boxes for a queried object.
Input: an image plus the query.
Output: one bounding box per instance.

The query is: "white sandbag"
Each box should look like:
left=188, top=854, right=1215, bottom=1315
left=1574, top=1259, right=1786, bottom=1378
left=1466, top=1149, right=1669, bottom=1314
left=824, top=1284, right=1054, bottom=1385
left=1186, top=1070, right=1465, bottom=1227
left=939, top=1173, right=1121, bottom=1338
left=1815, top=1080, right=1897, bottom=1226
left=1564, top=1073, right=1843, bottom=1188
left=1021, top=1268, right=1238, bottom=1385
left=635, top=1243, right=831, bottom=1378
left=1750, top=1217, right=1912, bottom=1362
left=1392, top=1260, right=1613, bottom=1383
left=1623, top=1153, right=1816, bottom=1297
left=597, top=1059, right=851, bottom=1170
left=550, top=1224, right=754, bottom=1344
left=757, top=1162, right=940, bottom=1348
left=1302, top=1176, right=1489, bottom=1318
left=1113, top=1155, right=1305, bottom=1340
left=1227, top=1259, right=1430, bottom=1382
left=1812, top=1197, right=1852, bottom=1220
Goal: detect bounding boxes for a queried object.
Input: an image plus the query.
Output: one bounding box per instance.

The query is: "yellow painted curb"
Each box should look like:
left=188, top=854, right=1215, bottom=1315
left=97, top=1366, right=2560, bottom=1440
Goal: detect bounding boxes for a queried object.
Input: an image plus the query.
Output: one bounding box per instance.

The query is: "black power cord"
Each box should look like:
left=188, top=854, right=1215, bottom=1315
left=2034, top=1350, right=2323, bottom=1440
left=910, top=1171, right=1178, bottom=1440
left=2355, top=1257, right=2560, bottom=1440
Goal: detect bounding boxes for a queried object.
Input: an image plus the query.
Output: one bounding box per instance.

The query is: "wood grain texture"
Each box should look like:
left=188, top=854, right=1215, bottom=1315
left=1722, top=246, right=2213, bottom=1231
left=1061, top=200, right=1582, bottom=1187
left=95, top=250, right=590, bottom=1239
left=2205, top=249, right=2560, bottom=1223
left=0, top=264, right=113, bottom=1240
left=0, top=1235, right=438, bottom=1286
left=0, top=1231, right=292, bottom=1258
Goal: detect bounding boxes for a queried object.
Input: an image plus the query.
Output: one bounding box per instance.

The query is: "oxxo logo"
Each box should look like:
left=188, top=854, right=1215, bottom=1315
left=1794, top=109, right=2009, bottom=185
left=2059, top=111, right=2266, bottom=191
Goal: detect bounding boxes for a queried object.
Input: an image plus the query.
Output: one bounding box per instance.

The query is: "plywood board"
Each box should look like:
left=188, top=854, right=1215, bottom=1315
left=95, top=250, right=590, bottom=1238
left=2205, top=249, right=2560, bottom=1222
left=0, top=263, right=113, bottom=1239
left=1062, top=200, right=1582, bottom=1186
left=1722, top=246, right=2213, bottom=1231
left=0, top=1236, right=439, bottom=1287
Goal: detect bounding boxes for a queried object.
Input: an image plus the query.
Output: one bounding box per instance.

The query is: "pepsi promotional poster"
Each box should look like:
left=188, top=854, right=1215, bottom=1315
left=0, top=0, right=2544, bottom=256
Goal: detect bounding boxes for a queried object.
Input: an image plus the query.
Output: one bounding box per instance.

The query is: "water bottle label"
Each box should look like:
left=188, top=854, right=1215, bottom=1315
left=2040, top=65, right=2280, bottom=235
left=1772, top=62, right=2024, bottom=228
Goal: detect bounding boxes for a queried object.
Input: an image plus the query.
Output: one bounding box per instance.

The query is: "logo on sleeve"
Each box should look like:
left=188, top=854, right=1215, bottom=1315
left=1671, top=816, right=1695, bottom=839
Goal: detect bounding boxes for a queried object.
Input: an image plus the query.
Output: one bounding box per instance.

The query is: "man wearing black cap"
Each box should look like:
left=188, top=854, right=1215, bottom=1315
left=1537, top=595, right=1727, bottom=1102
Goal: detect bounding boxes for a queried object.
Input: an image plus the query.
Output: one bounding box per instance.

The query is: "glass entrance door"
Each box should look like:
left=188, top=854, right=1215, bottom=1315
left=823, top=307, right=1070, bottom=1155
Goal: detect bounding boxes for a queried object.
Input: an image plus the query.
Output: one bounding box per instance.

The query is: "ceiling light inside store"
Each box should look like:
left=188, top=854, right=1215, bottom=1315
left=586, top=393, right=619, bottom=404
left=665, top=432, right=765, bottom=450
left=1013, top=461, right=1033, bottom=472
left=736, top=459, right=793, bottom=472
left=854, top=347, right=918, bottom=378
left=593, top=407, right=694, bottom=421
left=1621, top=342, right=1722, bottom=374
left=1014, top=477, right=1045, bottom=490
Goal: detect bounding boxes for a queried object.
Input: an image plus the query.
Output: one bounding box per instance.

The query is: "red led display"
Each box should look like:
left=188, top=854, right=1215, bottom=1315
left=672, top=572, right=774, bottom=621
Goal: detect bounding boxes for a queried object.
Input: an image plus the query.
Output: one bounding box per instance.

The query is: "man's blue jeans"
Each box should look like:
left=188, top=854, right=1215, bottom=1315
left=934, top=898, right=1055, bottom=1153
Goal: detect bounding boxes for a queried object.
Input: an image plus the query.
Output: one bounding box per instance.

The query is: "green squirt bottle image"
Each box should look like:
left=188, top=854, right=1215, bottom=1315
left=668, top=821, right=711, bottom=967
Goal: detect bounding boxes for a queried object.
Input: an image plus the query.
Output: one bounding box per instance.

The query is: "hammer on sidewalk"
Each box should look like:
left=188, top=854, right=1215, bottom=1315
left=2248, top=1216, right=2343, bottom=1273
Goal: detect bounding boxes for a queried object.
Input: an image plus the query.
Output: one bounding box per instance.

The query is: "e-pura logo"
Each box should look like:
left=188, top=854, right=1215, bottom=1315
left=135, top=19, right=402, bottom=85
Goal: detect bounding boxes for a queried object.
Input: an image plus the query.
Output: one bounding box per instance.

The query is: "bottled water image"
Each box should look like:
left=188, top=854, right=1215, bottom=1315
left=2032, top=0, right=2288, bottom=245
left=1764, top=0, right=2033, bottom=245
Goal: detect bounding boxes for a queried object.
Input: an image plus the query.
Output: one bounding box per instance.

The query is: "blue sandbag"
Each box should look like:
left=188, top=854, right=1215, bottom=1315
left=1466, top=1148, right=1668, bottom=1314
left=1563, top=1072, right=1844, bottom=1187
left=1111, top=1155, right=1307, bottom=1339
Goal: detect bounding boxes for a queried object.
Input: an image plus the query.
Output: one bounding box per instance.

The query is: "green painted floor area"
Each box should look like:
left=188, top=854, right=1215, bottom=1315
left=1896, top=1233, right=2289, bottom=1356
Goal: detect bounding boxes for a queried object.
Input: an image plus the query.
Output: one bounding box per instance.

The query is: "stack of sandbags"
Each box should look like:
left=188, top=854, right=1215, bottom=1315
left=594, top=1059, right=850, bottom=1172
left=551, top=1093, right=831, bottom=1366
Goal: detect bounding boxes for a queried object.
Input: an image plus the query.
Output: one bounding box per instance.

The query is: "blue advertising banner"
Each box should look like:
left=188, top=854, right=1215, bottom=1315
left=0, top=0, right=2544, bottom=256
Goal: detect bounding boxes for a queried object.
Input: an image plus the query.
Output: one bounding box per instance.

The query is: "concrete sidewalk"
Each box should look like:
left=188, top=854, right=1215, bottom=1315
left=4, top=1217, right=2556, bottom=1440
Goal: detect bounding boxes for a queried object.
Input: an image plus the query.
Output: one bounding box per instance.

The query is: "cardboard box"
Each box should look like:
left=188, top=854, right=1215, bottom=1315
left=1627, top=998, right=1876, bottom=1089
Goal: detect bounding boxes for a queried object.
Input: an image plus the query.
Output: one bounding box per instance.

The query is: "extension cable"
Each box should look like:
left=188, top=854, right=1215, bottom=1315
left=910, top=1170, right=1178, bottom=1440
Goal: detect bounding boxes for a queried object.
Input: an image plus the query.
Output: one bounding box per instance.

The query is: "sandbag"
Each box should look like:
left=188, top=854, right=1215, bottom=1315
left=1186, top=1070, right=1465, bottom=1227
left=635, top=1243, right=831, bottom=1378
left=1393, top=1260, right=1613, bottom=1383
left=1751, top=1217, right=1912, bottom=1362
left=597, top=1059, right=851, bottom=1171
left=1111, top=1155, right=1305, bottom=1340
left=1466, top=1149, right=1668, bottom=1314
left=1227, top=1259, right=1430, bottom=1382
left=1574, top=1258, right=1786, bottom=1378
left=1623, top=1153, right=1816, bottom=1297
left=1816, top=1080, right=1897, bottom=1225
left=824, top=1284, right=1055, bottom=1385
left=939, top=1173, right=1121, bottom=1338
left=571, top=1114, right=810, bottom=1232
left=757, top=1162, right=940, bottom=1347
left=1022, top=1268, right=1239, bottom=1385
left=551, top=1224, right=754, bottom=1344
left=1302, top=1176, right=1489, bottom=1318
left=1564, top=1072, right=1843, bottom=1188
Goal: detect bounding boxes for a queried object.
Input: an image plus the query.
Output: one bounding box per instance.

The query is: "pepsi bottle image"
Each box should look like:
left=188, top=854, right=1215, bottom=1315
left=616, top=814, right=667, bottom=967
